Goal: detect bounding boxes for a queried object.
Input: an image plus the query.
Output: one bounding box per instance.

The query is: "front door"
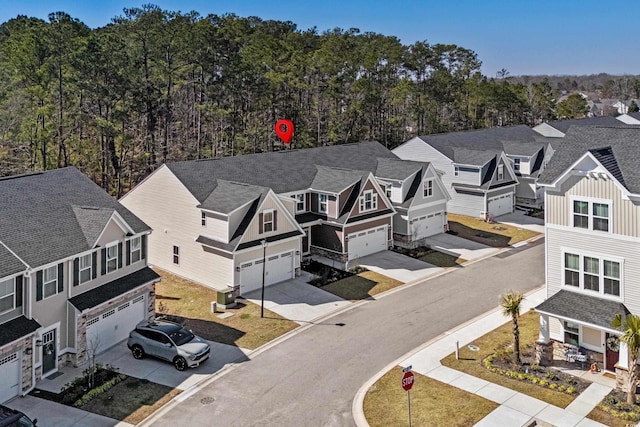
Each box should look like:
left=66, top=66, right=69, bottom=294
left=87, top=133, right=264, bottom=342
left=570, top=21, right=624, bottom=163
left=605, top=333, right=619, bottom=372
left=302, top=227, right=310, bottom=255
left=42, top=329, right=57, bottom=376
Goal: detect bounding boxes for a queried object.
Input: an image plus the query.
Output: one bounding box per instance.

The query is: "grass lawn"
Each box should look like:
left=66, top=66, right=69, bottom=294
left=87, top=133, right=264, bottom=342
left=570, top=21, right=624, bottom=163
left=79, top=377, right=180, bottom=425
left=155, top=269, right=298, bottom=349
left=416, top=249, right=466, bottom=267
left=320, top=270, right=403, bottom=300
left=441, top=310, right=575, bottom=408
left=588, top=407, right=631, bottom=427
left=447, top=213, right=540, bottom=247
left=364, top=366, right=498, bottom=427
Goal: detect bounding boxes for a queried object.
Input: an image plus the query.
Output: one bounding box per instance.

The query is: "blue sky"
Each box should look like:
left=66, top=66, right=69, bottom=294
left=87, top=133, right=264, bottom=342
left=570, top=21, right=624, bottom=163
left=1, top=0, right=638, bottom=77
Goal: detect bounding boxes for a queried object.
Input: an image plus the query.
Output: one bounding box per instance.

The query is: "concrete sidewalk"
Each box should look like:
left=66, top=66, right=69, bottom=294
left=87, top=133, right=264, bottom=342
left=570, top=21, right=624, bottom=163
left=425, top=232, right=500, bottom=262
left=355, top=287, right=612, bottom=427
left=352, top=250, right=444, bottom=283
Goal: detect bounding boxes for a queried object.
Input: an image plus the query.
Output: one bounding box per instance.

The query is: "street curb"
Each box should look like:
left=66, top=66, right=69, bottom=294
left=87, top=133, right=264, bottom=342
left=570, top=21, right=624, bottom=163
left=351, top=284, right=546, bottom=427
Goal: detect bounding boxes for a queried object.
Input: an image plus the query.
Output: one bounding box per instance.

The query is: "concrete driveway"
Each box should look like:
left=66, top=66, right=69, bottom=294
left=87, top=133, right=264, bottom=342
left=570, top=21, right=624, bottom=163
left=495, top=209, right=545, bottom=233
left=425, top=232, right=499, bottom=261
left=353, top=250, right=444, bottom=283
left=243, top=272, right=351, bottom=325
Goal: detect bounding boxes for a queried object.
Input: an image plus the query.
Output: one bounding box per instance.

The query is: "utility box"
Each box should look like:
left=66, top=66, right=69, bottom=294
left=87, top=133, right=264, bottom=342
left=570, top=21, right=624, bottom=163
left=216, top=287, right=237, bottom=309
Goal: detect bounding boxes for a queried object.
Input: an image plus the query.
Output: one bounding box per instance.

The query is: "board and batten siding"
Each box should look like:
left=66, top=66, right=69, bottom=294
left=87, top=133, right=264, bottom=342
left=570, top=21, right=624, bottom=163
left=238, top=194, right=299, bottom=244
left=546, top=226, right=640, bottom=314
left=546, top=174, right=640, bottom=237
left=120, top=165, right=233, bottom=290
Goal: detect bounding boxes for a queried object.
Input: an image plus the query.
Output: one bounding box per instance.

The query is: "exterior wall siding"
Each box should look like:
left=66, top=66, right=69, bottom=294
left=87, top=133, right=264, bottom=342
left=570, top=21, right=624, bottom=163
left=205, top=217, right=229, bottom=242
left=546, top=175, right=640, bottom=237
left=351, top=180, right=390, bottom=218
left=311, top=224, right=344, bottom=253
left=515, top=176, right=537, bottom=199
left=240, top=195, right=299, bottom=243
left=488, top=185, right=515, bottom=198
left=393, top=213, right=408, bottom=235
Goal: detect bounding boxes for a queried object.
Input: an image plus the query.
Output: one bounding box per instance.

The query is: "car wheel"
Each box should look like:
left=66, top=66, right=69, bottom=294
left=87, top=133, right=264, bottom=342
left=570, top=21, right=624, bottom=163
left=174, top=356, right=187, bottom=371
left=131, top=345, right=145, bottom=360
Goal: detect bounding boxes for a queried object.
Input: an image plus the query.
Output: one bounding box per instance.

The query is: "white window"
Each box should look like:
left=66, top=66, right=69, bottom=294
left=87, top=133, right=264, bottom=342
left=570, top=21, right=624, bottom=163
left=563, top=251, right=621, bottom=297
left=385, top=185, right=391, bottom=199
left=359, top=190, right=377, bottom=212
left=201, top=211, right=207, bottom=226
left=43, top=265, right=58, bottom=298
left=564, top=321, right=579, bottom=347
left=292, top=194, right=305, bottom=213
left=263, top=210, right=274, bottom=233
left=173, top=245, right=180, bottom=265
left=130, top=237, right=142, bottom=264
left=318, top=194, right=328, bottom=214
left=572, top=199, right=610, bottom=232
left=454, top=166, right=459, bottom=176
left=513, top=158, right=521, bottom=171
left=79, top=254, right=92, bottom=284
left=106, top=244, right=118, bottom=273
left=0, top=278, right=15, bottom=313
left=423, top=180, right=433, bottom=197
left=497, top=165, right=504, bottom=181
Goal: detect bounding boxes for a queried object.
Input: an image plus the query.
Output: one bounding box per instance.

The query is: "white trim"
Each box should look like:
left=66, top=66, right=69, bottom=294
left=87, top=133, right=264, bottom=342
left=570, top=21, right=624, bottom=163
left=291, top=193, right=306, bottom=213
left=546, top=223, right=640, bottom=243
left=568, top=195, right=612, bottom=233
left=0, top=276, right=17, bottom=315
left=262, top=209, right=275, bottom=233
left=559, top=246, right=624, bottom=301
left=0, top=240, right=29, bottom=270
left=318, top=193, right=328, bottom=214
left=407, top=199, right=448, bottom=211
left=422, top=179, right=434, bottom=198
left=172, top=245, right=180, bottom=265
left=234, top=234, right=302, bottom=255
left=92, top=211, right=135, bottom=248
left=39, top=322, right=60, bottom=377
left=359, top=190, right=378, bottom=213
left=336, top=212, right=395, bottom=228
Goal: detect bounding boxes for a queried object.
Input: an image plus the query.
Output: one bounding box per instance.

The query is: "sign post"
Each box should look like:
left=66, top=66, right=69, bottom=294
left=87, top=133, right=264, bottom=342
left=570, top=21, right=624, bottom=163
left=401, top=366, right=414, bottom=427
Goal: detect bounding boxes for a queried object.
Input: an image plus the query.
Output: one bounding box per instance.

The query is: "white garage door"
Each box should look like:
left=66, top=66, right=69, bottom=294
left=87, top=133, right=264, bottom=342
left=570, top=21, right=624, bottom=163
left=0, top=352, right=20, bottom=403
left=348, top=226, right=388, bottom=260
left=86, top=295, right=146, bottom=354
left=410, top=211, right=444, bottom=239
left=239, top=251, right=294, bottom=295
left=488, top=193, right=513, bottom=218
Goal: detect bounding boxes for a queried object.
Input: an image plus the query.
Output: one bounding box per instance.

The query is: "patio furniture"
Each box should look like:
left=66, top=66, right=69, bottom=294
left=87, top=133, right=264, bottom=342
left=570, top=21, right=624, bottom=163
left=564, top=345, right=587, bottom=369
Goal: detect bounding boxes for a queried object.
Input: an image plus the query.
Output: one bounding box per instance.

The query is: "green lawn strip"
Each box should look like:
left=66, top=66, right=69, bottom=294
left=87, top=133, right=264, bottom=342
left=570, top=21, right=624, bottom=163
left=320, top=271, right=404, bottom=300
left=78, top=377, right=180, bottom=425
left=417, top=250, right=466, bottom=267
left=155, top=269, right=298, bottom=350
left=588, top=407, right=633, bottom=427
left=441, top=310, right=574, bottom=408
left=447, top=213, right=540, bottom=247
left=364, top=366, right=498, bottom=427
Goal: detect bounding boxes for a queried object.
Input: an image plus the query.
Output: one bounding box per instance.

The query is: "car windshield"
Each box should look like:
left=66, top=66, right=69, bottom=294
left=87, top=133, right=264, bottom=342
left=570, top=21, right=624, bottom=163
left=17, top=415, right=35, bottom=427
left=168, top=327, right=195, bottom=346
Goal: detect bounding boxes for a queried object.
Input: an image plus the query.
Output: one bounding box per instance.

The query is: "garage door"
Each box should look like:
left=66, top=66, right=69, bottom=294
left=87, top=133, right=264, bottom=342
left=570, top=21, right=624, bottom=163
left=488, top=193, right=513, bottom=218
left=239, top=251, right=294, bottom=295
left=410, top=211, right=444, bottom=239
left=0, top=352, right=20, bottom=403
left=348, top=226, right=388, bottom=260
left=86, top=294, right=146, bottom=354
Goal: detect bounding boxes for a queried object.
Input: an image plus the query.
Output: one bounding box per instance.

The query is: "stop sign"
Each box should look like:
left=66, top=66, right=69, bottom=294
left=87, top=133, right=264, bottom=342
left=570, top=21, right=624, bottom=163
left=401, top=371, right=414, bottom=391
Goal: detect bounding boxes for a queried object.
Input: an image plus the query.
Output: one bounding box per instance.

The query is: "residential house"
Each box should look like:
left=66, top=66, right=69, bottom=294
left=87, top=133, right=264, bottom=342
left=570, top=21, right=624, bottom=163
left=0, top=168, right=159, bottom=403
left=392, top=126, right=547, bottom=218
left=534, top=126, right=640, bottom=388
left=616, top=112, right=640, bottom=125
left=532, top=116, right=622, bottom=138
left=120, top=141, right=449, bottom=294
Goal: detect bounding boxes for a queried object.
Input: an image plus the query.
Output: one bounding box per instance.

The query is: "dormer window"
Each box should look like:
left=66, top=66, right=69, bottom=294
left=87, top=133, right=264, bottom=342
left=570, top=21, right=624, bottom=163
left=385, top=185, right=391, bottom=199
left=497, top=165, right=504, bottom=181
left=292, top=194, right=305, bottom=213
left=318, top=194, right=328, bottom=214
left=423, top=180, right=433, bottom=197
left=359, top=190, right=377, bottom=212
left=513, top=158, right=521, bottom=171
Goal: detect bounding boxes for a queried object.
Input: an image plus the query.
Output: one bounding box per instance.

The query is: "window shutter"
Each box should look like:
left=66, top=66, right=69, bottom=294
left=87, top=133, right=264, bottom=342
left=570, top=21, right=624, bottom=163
left=118, top=242, right=123, bottom=269
left=142, top=235, right=147, bottom=260
left=15, top=276, right=22, bottom=308
left=126, top=240, right=131, bottom=266
left=92, top=252, right=97, bottom=279
left=57, top=263, right=64, bottom=293
left=73, top=257, right=80, bottom=286
left=101, top=248, right=106, bottom=275
left=259, top=213, right=264, bottom=234
left=36, top=271, right=43, bottom=301
left=274, top=211, right=278, bottom=231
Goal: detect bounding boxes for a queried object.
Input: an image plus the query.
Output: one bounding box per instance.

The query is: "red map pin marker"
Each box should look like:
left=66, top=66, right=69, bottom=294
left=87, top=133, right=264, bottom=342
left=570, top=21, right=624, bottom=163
left=275, top=119, right=294, bottom=144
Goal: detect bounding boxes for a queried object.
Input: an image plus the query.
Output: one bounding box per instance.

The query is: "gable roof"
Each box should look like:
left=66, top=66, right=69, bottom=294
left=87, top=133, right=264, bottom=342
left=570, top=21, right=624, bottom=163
left=200, top=180, right=269, bottom=214
left=166, top=141, right=397, bottom=202
left=72, top=206, right=118, bottom=247
left=375, top=158, right=426, bottom=181
left=0, top=242, right=27, bottom=279
left=310, top=166, right=366, bottom=193
left=540, top=116, right=622, bottom=134
left=0, top=167, right=150, bottom=268
left=537, top=126, right=640, bottom=194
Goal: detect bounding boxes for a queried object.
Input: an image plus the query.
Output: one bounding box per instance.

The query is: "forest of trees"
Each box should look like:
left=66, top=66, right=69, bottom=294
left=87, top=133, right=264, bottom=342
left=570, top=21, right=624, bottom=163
left=0, top=5, right=637, bottom=195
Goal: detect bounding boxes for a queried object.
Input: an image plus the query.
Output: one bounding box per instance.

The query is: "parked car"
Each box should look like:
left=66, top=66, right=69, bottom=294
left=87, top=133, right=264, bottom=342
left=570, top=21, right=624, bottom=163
left=0, top=405, right=37, bottom=427
left=127, top=318, right=210, bottom=371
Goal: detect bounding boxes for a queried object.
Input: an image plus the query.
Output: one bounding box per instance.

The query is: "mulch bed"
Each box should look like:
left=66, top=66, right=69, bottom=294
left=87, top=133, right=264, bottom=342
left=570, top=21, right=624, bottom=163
left=302, top=260, right=364, bottom=287
left=392, top=245, right=436, bottom=259
left=30, top=367, right=121, bottom=405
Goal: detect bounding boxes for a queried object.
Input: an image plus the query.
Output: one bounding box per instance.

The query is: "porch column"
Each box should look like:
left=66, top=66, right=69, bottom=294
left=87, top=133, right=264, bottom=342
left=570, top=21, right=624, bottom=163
left=618, top=342, right=629, bottom=369
left=535, top=313, right=553, bottom=366
left=615, top=341, right=630, bottom=391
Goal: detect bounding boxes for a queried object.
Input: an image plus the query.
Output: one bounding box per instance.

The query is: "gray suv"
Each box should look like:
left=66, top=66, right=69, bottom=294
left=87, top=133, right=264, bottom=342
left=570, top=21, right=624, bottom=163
left=127, top=318, right=210, bottom=370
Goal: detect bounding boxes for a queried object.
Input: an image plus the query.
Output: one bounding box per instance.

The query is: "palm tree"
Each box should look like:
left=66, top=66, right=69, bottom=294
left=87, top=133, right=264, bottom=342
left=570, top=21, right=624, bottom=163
left=500, top=290, right=524, bottom=364
left=612, top=313, right=640, bottom=404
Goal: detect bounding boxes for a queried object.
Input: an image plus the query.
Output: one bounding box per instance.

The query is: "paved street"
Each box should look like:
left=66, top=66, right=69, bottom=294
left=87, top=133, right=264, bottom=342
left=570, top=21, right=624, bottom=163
left=148, top=240, right=544, bottom=427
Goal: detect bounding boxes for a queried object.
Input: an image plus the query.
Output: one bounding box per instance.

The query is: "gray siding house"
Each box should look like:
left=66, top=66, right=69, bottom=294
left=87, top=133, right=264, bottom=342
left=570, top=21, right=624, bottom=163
left=535, top=126, right=640, bottom=389
left=0, top=168, right=159, bottom=403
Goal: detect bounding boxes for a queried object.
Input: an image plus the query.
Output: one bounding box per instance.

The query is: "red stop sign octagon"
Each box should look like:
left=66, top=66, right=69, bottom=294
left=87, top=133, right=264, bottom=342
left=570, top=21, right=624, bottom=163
left=401, top=371, right=414, bottom=391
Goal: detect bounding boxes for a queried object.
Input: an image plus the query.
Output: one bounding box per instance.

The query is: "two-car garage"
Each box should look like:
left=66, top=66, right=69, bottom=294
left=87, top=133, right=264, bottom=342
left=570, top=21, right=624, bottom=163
left=487, top=193, right=514, bottom=218
left=86, top=294, right=146, bottom=354
left=239, top=251, right=294, bottom=295
left=347, top=226, right=388, bottom=261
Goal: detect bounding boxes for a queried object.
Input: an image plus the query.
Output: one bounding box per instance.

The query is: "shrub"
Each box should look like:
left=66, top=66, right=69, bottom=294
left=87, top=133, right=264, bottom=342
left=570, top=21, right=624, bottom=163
left=539, top=379, right=548, bottom=387
left=558, top=385, right=566, bottom=392
left=73, top=374, right=126, bottom=407
left=566, top=386, right=576, bottom=394
left=549, top=383, right=558, bottom=389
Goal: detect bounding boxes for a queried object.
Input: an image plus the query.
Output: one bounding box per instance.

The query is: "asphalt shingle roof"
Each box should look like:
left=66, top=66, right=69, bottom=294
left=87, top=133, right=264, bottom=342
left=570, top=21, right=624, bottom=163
left=0, top=316, right=40, bottom=347
left=0, top=168, right=150, bottom=268
left=0, top=242, right=27, bottom=279
left=69, top=267, right=160, bottom=311
left=543, top=116, right=622, bottom=134
left=200, top=180, right=269, bottom=213
left=72, top=206, right=116, bottom=248
left=538, top=126, right=640, bottom=193
left=310, top=166, right=367, bottom=193
left=166, top=141, right=397, bottom=202
left=536, top=290, right=630, bottom=330
left=375, top=158, right=426, bottom=181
